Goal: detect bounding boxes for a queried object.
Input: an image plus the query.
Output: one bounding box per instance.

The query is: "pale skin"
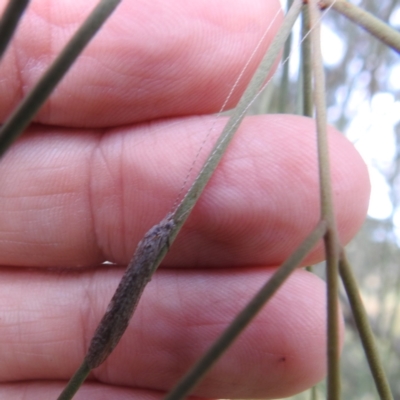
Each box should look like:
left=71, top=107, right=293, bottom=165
left=0, top=1, right=370, bottom=399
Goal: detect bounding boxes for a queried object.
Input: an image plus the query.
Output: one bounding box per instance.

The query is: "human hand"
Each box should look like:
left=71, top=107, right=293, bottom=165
left=0, top=1, right=370, bottom=399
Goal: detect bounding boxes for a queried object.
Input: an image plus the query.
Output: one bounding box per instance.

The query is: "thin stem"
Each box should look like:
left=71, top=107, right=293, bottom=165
left=0, top=0, right=122, bottom=159
left=173, top=0, right=303, bottom=231
left=57, top=361, right=91, bottom=400
left=278, top=0, right=294, bottom=113
left=163, top=221, right=327, bottom=400
left=310, top=385, right=318, bottom=400
left=301, top=5, right=313, bottom=118
left=57, top=3, right=304, bottom=398
left=308, top=1, right=341, bottom=399
left=0, top=0, right=30, bottom=61
left=320, top=0, right=400, bottom=54
left=339, top=252, right=394, bottom=400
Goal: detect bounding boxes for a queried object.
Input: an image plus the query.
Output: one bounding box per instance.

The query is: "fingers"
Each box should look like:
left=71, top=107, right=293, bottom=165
left=0, top=382, right=156, bottom=400
left=0, top=114, right=370, bottom=268
left=0, top=267, right=332, bottom=399
left=0, top=0, right=282, bottom=127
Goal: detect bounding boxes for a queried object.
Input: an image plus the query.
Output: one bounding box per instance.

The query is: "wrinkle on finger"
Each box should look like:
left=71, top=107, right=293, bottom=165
left=0, top=0, right=282, bottom=127
left=0, top=115, right=370, bottom=268
left=0, top=125, right=104, bottom=267
left=0, top=267, right=331, bottom=399
left=0, top=381, right=166, bottom=400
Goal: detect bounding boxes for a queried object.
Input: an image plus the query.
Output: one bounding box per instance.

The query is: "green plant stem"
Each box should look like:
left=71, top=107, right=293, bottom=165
left=278, top=0, right=294, bottom=113
left=308, top=1, right=341, bottom=399
left=0, top=0, right=122, bottom=160
left=173, top=0, right=303, bottom=230
left=339, top=252, right=394, bottom=400
left=0, top=0, right=30, bottom=61
left=163, top=221, right=327, bottom=400
left=321, top=0, right=400, bottom=54
left=57, top=361, right=91, bottom=400
left=310, top=385, right=318, bottom=400
left=57, top=2, right=304, bottom=399
left=301, top=5, right=313, bottom=118
left=97, top=0, right=303, bottom=364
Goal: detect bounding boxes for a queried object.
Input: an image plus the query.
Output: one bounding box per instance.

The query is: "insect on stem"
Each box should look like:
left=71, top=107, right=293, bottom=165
left=85, top=213, right=176, bottom=368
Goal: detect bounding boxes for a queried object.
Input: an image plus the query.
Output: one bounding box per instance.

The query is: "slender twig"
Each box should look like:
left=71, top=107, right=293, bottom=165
left=310, top=384, right=319, bottom=400
left=56, top=2, right=304, bottom=399
left=301, top=5, right=313, bottom=118
left=0, top=0, right=122, bottom=159
left=308, top=1, right=341, bottom=399
left=163, top=221, right=327, bottom=400
left=278, top=0, right=294, bottom=113
left=320, top=0, right=400, bottom=54
left=172, top=0, right=303, bottom=227
left=302, top=0, right=314, bottom=277
left=339, top=252, right=394, bottom=400
left=0, top=0, right=30, bottom=61
left=57, top=361, right=91, bottom=400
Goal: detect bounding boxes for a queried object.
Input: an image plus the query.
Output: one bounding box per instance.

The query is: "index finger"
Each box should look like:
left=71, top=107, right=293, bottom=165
left=0, top=0, right=282, bottom=127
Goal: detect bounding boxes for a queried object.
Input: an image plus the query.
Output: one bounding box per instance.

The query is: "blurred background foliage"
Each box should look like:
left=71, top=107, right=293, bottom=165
left=250, top=0, right=400, bottom=398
